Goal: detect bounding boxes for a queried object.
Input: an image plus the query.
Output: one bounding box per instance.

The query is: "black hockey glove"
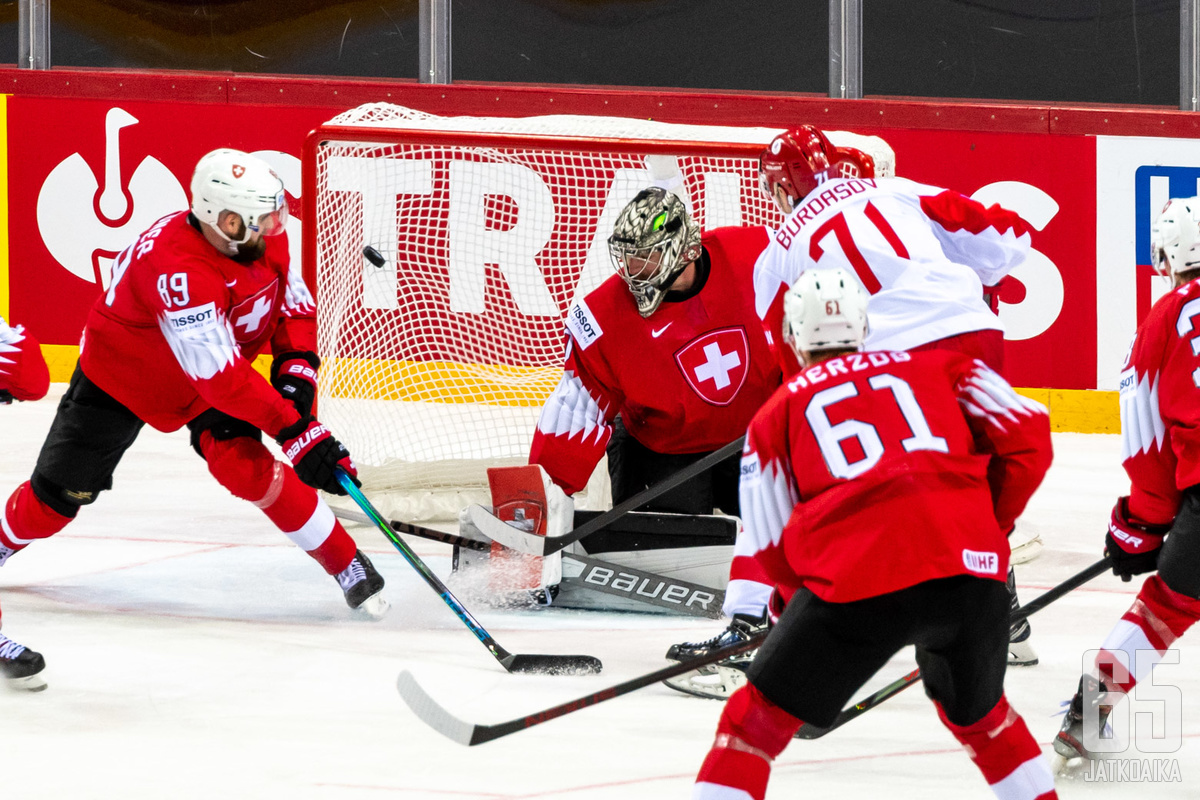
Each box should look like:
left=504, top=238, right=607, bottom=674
left=271, top=351, right=320, bottom=418
left=276, top=416, right=359, bottom=495
left=1104, top=496, right=1170, bottom=582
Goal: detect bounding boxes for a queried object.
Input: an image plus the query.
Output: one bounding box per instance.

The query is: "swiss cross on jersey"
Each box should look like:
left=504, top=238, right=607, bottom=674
left=675, top=327, right=750, bottom=406
left=230, top=279, right=279, bottom=344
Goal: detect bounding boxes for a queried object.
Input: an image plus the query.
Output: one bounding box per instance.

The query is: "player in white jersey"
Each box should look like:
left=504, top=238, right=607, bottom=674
left=754, top=126, right=1041, bottom=666
left=0, top=315, right=49, bottom=690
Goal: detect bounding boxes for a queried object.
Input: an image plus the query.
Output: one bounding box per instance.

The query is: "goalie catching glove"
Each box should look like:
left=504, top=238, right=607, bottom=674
left=1105, top=496, right=1170, bottom=581
left=275, top=416, right=358, bottom=495
left=271, top=351, right=320, bottom=418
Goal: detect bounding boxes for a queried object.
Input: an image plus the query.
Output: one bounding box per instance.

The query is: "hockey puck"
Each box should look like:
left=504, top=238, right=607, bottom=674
left=363, top=246, right=386, bottom=267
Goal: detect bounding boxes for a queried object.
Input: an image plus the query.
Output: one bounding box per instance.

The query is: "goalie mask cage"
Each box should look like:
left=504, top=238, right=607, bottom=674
left=303, top=103, right=895, bottom=521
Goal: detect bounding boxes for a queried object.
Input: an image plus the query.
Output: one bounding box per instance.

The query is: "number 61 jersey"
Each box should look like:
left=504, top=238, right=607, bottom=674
left=738, top=349, right=1051, bottom=603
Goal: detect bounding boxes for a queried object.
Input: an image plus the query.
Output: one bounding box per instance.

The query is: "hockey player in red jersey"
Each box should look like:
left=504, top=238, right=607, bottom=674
left=0, top=315, right=49, bottom=690
left=1053, top=196, right=1200, bottom=769
left=756, top=125, right=1042, bottom=667
left=0, top=149, right=387, bottom=618
left=0, top=314, right=50, bottom=404
left=693, top=268, right=1056, bottom=800
left=523, top=187, right=780, bottom=666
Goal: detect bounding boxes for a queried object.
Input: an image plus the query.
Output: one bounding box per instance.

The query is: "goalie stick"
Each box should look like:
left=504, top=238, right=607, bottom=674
left=466, top=436, right=746, bottom=557
left=400, top=556, right=1112, bottom=745
left=330, top=507, right=727, bottom=619
left=336, top=471, right=602, bottom=676
left=793, top=555, right=1113, bottom=739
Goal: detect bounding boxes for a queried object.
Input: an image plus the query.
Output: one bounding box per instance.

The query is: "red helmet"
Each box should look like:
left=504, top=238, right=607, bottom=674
left=760, top=126, right=878, bottom=207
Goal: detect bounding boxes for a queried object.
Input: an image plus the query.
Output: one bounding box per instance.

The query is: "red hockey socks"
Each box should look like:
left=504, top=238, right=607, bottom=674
left=1097, top=574, right=1200, bottom=692
left=201, top=434, right=357, bottom=575
left=938, top=695, right=1057, bottom=800
left=0, top=481, right=73, bottom=562
left=693, top=684, right=801, bottom=800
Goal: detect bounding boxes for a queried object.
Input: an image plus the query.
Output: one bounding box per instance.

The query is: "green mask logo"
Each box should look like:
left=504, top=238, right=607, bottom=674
left=651, top=212, right=667, bottom=232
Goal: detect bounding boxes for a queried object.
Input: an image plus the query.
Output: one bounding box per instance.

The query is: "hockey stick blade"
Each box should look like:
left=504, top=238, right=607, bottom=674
left=399, top=629, right=769, bottom=746
left=793, top=556, right=1113, bottom=740
left=336, top=471, right=602, bottom=676
left=467, top=437, right=745, bottom=557
left=501, top=653, right=604, bottom=676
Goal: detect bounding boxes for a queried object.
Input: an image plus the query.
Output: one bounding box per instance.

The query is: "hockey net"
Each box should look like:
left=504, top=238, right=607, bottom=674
left=304, top=103, right=895, bottom=521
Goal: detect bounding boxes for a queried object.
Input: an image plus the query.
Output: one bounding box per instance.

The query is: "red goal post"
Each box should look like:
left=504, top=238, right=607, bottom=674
left=302, top=104, right=895, bottom=521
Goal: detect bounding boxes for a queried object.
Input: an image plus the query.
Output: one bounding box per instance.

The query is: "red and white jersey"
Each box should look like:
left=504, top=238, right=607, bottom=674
left=739, top=349, right=1051, bottom=603
left=753, top=177, right=1032, bottom=365
left=1117, top=278, right=1200, bottom=526
left=0, top=316, right=49, bottom=402
left=79, top=211, right=313, bottom=435
left=530, top=226, right=779, bottom=495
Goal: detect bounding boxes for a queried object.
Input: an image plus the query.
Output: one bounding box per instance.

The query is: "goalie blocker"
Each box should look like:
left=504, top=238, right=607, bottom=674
left=457, top=465, right=736, bottom=614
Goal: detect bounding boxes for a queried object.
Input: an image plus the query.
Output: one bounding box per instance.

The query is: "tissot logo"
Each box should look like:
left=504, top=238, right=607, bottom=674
left=169, top=309, right=214, bottom=328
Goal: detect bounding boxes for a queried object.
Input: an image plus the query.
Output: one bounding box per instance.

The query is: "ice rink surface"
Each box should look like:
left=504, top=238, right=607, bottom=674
left=2, top=386, right=1197, bottom=799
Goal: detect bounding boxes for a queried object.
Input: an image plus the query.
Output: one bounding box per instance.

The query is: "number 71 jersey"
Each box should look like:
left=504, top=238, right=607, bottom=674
left=738, top=348, right=1051, bottom=603
left=753, top=177, right=1032, bottom=355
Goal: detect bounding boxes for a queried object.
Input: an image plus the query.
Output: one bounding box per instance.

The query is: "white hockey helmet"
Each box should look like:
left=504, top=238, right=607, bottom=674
left=1151, top=197, right=1200, bottom=278
left=782, top=268, right=868, bottom=356
left=190, top=149, right=288, bottom=244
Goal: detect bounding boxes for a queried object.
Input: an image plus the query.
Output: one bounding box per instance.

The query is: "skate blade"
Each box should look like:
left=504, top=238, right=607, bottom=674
left=4, top=674, right=47, bottom=692
left=1007, top=639, right=1039, bottom=667
left=662, top=663, right=747, bottom=701
left=1009, top=533, right=1044, bottom=565
left=354, top=592, right=390, bottom=621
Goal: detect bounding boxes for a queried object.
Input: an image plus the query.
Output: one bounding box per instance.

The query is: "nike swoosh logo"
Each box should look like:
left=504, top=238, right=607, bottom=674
left=651, top=323, right=672, bottom=338
left=225, top=279, right=238, bottom=288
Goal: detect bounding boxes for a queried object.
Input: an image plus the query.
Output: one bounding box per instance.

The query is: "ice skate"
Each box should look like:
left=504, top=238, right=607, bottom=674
left=1051, top=674, right=1114, bottom=774
left=1006, top=567, right=1038, bottom=666
left=0, top=632, right=46, bottom=692
left=662, top=613, right=764, bottom=700
left=336, top=550, right=389, bottom=619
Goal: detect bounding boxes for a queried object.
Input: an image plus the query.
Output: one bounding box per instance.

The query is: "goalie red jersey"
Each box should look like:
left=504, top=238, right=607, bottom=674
left=739, top=349, right=1051, bottom=603
left=78, top=211, right=311, bottom=436
left=1117, top=278, right=1200, bottom=525
left=753, top=177, right=1031, bottom=372
left=530, top=225, right=779, bottom=495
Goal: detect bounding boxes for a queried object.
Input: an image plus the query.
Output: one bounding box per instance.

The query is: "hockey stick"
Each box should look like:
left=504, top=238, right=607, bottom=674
left=331, top=507, right=727, bottom=619
left=792, top=555, right=1113, bottom=739
left=335, top=471, right=603, bottom=676
left=466, top=436, right=746, bottom=557
left=398, top=628, right=769, bottom=746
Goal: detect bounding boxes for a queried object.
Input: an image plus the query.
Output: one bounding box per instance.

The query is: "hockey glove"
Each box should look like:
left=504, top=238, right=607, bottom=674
left=1105, top=496, right=1170, bottom=582
left=271, top=351, right=320, bottom=418
left=275, top=416, right=359, bottom=495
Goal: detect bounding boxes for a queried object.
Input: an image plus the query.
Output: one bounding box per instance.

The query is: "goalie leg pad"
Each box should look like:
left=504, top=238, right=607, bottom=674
left=693, top=683, right=800, bottom=800
left=484, top=465, right=571, bottom=596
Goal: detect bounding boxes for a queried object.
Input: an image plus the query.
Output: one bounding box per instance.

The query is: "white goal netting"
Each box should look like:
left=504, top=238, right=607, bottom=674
left=306, top=103, right=895, bottom=520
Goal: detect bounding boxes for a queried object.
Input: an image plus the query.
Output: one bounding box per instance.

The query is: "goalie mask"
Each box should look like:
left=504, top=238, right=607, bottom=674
left=608, top=187, right=702, bottom=317
left=1151, top=197, right=1200, bottom=278
left=782, top=268, right=868, bottom=357
left=190, top=149, right=289, bottom=246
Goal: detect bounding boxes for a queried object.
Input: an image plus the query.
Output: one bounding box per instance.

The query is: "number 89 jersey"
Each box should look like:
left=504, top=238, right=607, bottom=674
left=79, top=211, right=313, bottom=436
left=738, top=348, right=1051, bottom=603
